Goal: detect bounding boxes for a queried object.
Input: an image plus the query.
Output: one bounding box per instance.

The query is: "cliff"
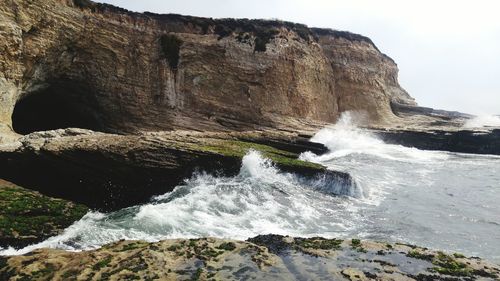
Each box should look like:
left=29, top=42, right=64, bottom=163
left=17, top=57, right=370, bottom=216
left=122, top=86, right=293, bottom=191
left=2, top=2, right=500, bottom=279
left=0, top=0, right=414, bottom=137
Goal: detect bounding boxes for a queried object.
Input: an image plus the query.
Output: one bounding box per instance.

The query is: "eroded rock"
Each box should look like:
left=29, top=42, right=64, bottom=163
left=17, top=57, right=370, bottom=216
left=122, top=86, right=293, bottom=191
left=0, top=0, right=412, bottom=138
left=0, top=129, right=355, bottom=210
left=0, top=179, right=88, bottom=249
left=1, top=235, right=498, bottom=281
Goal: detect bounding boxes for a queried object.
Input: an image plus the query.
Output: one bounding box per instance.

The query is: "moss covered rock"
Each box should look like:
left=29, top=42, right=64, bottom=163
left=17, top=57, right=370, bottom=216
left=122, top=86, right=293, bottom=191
left=0, top=179, right=88, bottom=248
left=0, top=130, right=352, bottom=211
left=1, top=235, right=498, bottom=281
left=190, top=138, right=324, bottom=171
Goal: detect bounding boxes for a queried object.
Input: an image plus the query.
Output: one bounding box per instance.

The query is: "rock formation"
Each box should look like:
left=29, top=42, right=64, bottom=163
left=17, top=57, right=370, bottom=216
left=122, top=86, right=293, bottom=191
left=1, top=235, right=498, bottom=280
left=0, top=0, right=417, bottom=213
left=1, top=1, right=500, bottom=280
left=0, top=128, right=356, bottom=210
left=0, top=0, right=414, bottom=138
left=0, top=179, right=88, bottom=248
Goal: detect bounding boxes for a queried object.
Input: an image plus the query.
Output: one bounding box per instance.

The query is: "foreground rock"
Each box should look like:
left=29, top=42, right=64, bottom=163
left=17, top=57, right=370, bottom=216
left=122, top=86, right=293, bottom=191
left=0, top=129, right=356, bottom=210
left=1, top=235, right=498, bottom=280
left=0, top=179, right=88, bottom=249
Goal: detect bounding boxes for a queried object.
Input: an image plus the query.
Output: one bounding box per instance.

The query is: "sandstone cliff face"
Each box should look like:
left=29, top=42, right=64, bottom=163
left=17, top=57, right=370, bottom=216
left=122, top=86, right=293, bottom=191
left=0, top=0, right=414, bottom=137
left=314, top=29, right=415, bottom=121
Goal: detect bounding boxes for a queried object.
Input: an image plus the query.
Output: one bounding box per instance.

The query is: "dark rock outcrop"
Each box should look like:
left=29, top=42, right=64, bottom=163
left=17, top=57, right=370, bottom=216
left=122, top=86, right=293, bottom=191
left=391, top=102, right=472, bottom=120
left=0, top=179, right=88, bottom=248
left=375, top=128, right=500, bottom=155
left=1, top=1, right=499, bottom=274
left=0, top=129, right=354, bottom=210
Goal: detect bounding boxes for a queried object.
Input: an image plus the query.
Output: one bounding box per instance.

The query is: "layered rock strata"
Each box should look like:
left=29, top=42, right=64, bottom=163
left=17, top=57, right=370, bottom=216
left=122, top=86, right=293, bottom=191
left=0, top=0, right=414, bottom=138
left=0, top=129, right=354, bottom=210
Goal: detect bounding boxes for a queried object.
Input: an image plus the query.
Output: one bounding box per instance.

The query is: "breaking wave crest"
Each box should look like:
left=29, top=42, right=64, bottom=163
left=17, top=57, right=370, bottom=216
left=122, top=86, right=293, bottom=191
left=463, top=115, right=500, bottom=128
left=300, top=112, right=449, bottom=163
left=4, top=112, right=500, bottom=263
left=1, top=150, right=361, bottom=255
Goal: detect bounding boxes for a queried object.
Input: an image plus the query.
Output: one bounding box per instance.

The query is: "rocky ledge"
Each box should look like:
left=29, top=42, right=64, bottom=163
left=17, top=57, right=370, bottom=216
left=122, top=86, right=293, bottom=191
left=0, top=128, right=355, bottom=211
left=366, top=103, right=500, bottom=155
left=0, top=179, right=88, bottom=249
left=1, top=235, right=498, bottom=281
left=1, top=0, right=499, bottom=279
left=374, top=128, right=500, bottom=155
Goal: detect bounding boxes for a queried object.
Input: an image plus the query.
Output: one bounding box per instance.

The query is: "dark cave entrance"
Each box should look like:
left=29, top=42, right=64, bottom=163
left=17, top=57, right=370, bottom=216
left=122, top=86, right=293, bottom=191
left=12, top=81, right=102, bottom=135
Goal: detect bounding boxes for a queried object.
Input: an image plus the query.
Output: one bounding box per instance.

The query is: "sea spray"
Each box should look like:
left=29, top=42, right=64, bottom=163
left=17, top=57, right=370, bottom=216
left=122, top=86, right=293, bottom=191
left=3, top=116, right=500, bottom=263
left=1, top=150, right=360, bottom=255
left=300, top=112, right=449, bottom=163
left=463, top=114, right=500, bottom=128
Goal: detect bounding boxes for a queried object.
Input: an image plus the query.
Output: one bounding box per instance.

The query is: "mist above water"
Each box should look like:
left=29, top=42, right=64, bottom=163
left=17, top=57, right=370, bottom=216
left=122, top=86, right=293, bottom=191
left=463, top=114, right=500, bottom=128
left=300, top=112, right=449, bottom=163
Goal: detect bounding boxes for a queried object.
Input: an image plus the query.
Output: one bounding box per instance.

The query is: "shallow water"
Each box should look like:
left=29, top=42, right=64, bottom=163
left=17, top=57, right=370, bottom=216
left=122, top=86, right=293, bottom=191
left=3, top=113, right=500, bottom=263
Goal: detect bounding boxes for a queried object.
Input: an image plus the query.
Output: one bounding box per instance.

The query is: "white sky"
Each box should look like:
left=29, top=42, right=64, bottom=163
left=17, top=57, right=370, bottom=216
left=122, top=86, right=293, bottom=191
left=98, top=0, right=500, bottom=114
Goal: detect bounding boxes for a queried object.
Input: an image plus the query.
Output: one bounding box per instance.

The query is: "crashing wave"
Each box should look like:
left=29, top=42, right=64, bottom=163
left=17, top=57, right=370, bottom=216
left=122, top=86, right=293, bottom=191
left=300, top=111, right=449, bottom=163
left=463, top=115, right=500, bottom=128
left=1, top=150, right=360, bottom=255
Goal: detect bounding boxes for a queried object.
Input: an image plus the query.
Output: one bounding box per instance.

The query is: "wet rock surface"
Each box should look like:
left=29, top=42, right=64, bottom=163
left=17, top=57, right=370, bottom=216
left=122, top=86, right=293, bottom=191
left=0, top=129, right=352, bottom=211
left=1, top=235, right=498, bottom=281
left=374, top=129, right=500, bottom=155
left=0, top=179, right=88, bottom=249
left=1, top=1, right=499, bottom=279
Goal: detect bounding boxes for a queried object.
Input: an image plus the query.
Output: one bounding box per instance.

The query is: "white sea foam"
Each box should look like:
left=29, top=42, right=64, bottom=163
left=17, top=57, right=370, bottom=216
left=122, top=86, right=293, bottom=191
left=300, top=112, right=449, bottom=163
left=0, top=114, right=443, bottom=256
left=298, top=112, right=452, bottom=204
left=463, top=115, right=500, bottom=128
left=1, top=150, right=360, bottom=255
left=4, top=114, right=499, bottom=262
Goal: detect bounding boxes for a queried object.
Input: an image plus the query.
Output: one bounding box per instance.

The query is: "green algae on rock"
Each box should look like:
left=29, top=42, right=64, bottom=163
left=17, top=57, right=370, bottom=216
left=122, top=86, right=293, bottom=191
left=0, top=179, right=88, bottom=248
left=191, top=138, right=325, bottom=171
left=0, top=130, right=354, bottom=211
left=1, top=235, right=498, bottom=281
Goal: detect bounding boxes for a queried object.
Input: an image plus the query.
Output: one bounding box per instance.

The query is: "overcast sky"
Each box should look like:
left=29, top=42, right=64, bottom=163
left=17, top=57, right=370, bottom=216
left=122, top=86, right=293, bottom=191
left=98, top=0, right=500, bottom=114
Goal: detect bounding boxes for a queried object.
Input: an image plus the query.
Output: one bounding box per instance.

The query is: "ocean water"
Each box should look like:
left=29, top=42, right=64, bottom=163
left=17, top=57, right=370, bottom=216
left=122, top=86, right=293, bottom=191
left=2, top=113, right=500, bottom=263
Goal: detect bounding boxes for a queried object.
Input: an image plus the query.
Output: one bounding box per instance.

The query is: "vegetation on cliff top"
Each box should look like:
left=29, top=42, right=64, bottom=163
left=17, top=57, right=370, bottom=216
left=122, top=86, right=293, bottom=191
left=73, top=0, right=319, bottom=51
left=160, top=34, right=183, bottom=70
left=253, top=28, right=280, bottom=52
left=72, top=0, right=382, bottom=54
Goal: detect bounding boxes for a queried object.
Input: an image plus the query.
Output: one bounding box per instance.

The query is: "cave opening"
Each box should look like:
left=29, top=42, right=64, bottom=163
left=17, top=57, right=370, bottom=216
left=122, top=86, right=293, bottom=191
left=12, top=80, right=102, bottom=135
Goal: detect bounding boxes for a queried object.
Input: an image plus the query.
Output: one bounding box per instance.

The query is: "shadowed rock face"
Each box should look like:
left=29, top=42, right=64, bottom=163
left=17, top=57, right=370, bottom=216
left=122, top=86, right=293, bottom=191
left=375, top=129, right=500, bottom=155
left=0, top=129, right=355, bottom=210
left=0, top=179, right=88, bottom=248
left=0, top=0, right=413, bottom=136
left=11, top=81, right=102, bottom=134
